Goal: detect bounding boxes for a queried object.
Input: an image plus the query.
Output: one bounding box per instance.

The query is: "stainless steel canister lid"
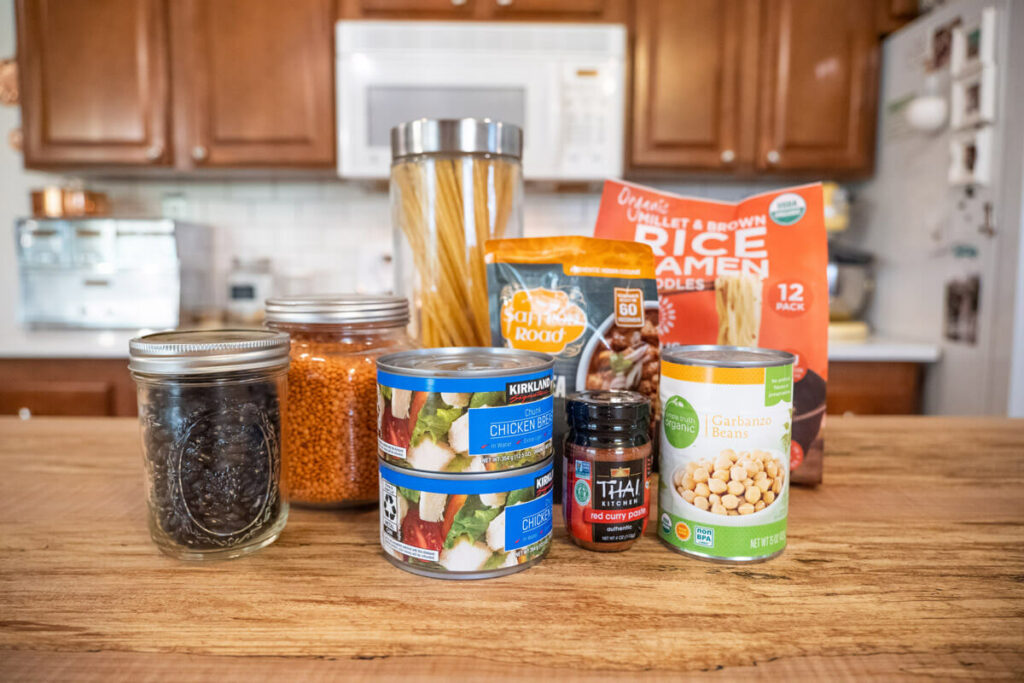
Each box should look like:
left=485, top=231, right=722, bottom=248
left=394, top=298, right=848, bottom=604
left=662, top=345, right=795, bottom=368
left=264, top=294, right=409, bottom=325
left=390, top=118, right=523, bottom=161
left=377, top=347, right=552, bottom=378
left=128, top=329, right=290, bottom=375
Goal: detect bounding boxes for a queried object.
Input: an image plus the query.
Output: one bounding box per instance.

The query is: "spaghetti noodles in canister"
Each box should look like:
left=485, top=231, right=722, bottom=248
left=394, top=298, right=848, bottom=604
left=390, top=119, right=523, bottom=348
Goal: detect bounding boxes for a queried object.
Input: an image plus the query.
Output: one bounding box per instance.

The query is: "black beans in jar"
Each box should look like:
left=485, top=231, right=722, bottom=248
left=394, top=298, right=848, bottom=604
left=139, top=376, right=284, bottom=550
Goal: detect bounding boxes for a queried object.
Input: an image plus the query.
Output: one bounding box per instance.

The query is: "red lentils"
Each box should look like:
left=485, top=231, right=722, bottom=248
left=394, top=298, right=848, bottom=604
left=265, top=295, right=413, bottom=507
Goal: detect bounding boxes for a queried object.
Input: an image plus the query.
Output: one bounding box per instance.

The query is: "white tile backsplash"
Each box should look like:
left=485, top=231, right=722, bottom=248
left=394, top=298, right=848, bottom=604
left=0, top=171, right=784, bottom=315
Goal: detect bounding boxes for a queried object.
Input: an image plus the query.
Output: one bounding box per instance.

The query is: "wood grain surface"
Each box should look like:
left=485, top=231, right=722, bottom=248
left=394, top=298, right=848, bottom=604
left=1, top=416, right=1022, bottom=680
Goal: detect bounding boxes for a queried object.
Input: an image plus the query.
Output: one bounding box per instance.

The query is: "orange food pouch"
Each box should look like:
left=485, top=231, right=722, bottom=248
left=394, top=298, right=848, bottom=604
left=485, top=236, right=661, bottom=502
left=593, top=181, right=828, bottom=484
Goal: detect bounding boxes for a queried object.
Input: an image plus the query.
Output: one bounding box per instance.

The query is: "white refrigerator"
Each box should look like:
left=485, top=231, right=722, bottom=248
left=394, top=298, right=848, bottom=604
left=855, top=0, right=1024, bottom=416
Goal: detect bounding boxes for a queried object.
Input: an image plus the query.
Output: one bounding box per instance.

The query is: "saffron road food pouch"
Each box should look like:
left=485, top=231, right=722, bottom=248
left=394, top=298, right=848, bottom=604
left=593, top=181, right=828, bottom=485
left=485, top=236, right=660, bottom=502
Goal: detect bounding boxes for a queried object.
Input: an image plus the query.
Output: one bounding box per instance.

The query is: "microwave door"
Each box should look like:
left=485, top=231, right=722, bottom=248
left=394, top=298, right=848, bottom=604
left=337, top=55, right=556, bottom=178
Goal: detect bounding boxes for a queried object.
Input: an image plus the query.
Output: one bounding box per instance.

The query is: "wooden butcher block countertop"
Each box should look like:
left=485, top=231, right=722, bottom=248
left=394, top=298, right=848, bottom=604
left=1, top=416, right=1022, bottom=680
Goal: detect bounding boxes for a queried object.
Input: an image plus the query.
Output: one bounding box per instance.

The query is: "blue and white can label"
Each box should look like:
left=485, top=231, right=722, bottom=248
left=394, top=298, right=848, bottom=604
left=379, top=457, right=554, bottom=577
left=377, top=367, right=554, bottom=473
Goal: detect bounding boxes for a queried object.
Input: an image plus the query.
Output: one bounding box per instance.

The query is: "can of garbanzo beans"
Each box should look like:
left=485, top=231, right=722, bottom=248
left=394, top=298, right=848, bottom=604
left=658, top=346, right=794, bottom=562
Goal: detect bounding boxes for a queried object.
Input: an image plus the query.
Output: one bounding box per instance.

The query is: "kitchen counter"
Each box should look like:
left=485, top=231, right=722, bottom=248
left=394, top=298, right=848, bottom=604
left=1, top=416, right=1022, bottom=679
left=0, top=326, right=148, bottom=359
left=828, top=336, right=941, bottom=363
left=0, top=326, right=943, bottom=363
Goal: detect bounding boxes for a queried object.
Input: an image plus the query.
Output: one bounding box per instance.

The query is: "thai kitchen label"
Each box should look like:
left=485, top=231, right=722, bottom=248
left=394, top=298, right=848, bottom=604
left=379, top=460, right=554, bottom=575
left=658, top=358, right=793, bottom=560
left=377, top=369, right=554, bottom=473
left=564, top=447, right=650, bottom=546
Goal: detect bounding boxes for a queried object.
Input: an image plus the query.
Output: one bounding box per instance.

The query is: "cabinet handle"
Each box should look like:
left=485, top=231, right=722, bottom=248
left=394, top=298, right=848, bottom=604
left=191, top=145, right=208, bottom=162
left=145, top=144, right=163, bottom=161
left=720, top=149, right=736, bottom=164
left=766, top=150, right=781, bottom=165
left=18, top=407, right=31, bottom=420
left=451, top=0, right=467, bottom=5
left=496, top=0, right=513, bottom=5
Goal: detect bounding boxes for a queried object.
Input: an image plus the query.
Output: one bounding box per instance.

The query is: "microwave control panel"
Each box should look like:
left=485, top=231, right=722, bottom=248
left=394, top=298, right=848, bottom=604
left=559, top=63, right=624, bottom=178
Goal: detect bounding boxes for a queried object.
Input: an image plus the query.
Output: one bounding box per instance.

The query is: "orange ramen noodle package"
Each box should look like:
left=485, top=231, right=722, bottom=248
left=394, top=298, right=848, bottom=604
left=593, top=181, right=828, bottom=484
left=485, top=236, right=660, bottom=502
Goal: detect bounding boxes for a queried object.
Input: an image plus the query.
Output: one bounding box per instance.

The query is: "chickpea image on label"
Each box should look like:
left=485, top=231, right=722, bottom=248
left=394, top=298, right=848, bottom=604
left=674, top=449, right=785, bottom=517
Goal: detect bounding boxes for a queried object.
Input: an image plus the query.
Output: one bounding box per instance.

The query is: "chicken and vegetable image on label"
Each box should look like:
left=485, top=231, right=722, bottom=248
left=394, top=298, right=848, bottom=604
left=377, top=368, right=554, bottom=473
left=379, top=458, right=554, bottom=578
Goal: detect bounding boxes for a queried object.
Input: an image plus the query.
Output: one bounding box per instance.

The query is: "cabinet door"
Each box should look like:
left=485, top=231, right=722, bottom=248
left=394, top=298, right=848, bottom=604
left=827, top=362, right=923, bottom=415
left=490, top=0, right=624, bottom=21
left=339, top=0, right=622, bottom=20
left=0, top=359, right=137, bottom=417
left=630, top=0, right=758, bottom=171
left=758, top=0, right=878, bottom=173
left=0, top=381, right=115, bottom=417
left=876, top=0, right=917, bottom=36
left=173, top=0, right=335, bottom=168
left=16, top=0, right=170, bottom=167
left=342, top=0, right=476, bottom=17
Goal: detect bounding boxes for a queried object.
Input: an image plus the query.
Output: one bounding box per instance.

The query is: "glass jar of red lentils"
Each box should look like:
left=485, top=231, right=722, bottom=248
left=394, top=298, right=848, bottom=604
left=266, top=295, right=413, bottom=507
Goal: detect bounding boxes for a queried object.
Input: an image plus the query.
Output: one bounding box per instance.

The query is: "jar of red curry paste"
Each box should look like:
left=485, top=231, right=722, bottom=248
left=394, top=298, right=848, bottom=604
left=563, top=391, right=652, bottom=552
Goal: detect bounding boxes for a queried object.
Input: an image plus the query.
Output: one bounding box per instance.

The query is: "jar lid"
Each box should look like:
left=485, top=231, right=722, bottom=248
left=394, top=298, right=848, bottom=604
left=566, top=390, right=651, bottom=434
left=391, top=118, right=523, bottom=160
left=128, top=329, right=290, bottom=376
left=264, top=294, right=409, bottom=325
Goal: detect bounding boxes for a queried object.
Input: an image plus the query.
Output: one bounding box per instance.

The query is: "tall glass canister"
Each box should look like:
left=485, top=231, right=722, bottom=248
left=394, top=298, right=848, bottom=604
left=390, top=118, right=523, bottom=347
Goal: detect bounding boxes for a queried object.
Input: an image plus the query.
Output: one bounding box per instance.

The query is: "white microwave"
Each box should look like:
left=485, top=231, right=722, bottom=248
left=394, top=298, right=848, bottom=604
left=335, top=21, right=625, bottom=181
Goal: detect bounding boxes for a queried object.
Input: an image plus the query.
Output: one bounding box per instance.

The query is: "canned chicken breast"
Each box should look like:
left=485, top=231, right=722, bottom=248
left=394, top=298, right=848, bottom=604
left=376, top=348, right=555, bottom=473
left=379, top=457, right=554, bottom=579
left=658, top=346, right=794, bottom=562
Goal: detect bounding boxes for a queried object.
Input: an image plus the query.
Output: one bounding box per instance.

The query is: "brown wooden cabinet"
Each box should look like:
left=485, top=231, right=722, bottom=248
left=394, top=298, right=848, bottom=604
left=629, top=0, right=880, bottom=176
left=490, top=0, right=618, bottom=20
left=827, top=361, right=924, bottom=415
left=170, top=0, right=335, bottom=168
left=0, top=359, right=137, bottom=417
left=338, top=0, right=626, bottom=21
left=341, top=0, right=477, bottom=18
left=757, top=0, right=878, bottom=173
left=876, top=0, right=918, bottom=36
left=16, top=0, right=171, bottom=167
left=631, top=0, right=757, bottom=170
left=17, top=0, right=335, bottom=170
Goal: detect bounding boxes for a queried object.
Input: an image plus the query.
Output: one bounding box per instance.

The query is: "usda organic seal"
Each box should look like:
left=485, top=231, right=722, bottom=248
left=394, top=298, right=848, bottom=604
left=768, top=192, right=807, bottom=225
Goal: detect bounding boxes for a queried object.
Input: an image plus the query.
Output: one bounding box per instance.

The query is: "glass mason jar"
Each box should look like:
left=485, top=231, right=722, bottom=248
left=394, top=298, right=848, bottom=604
left=265, top=295, right=414, bottom=508
left=390, top=118, right=523, bottom=347
left=128, top=330, right=290, bottom=561
left=563, top=390, right=652, bottom=553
